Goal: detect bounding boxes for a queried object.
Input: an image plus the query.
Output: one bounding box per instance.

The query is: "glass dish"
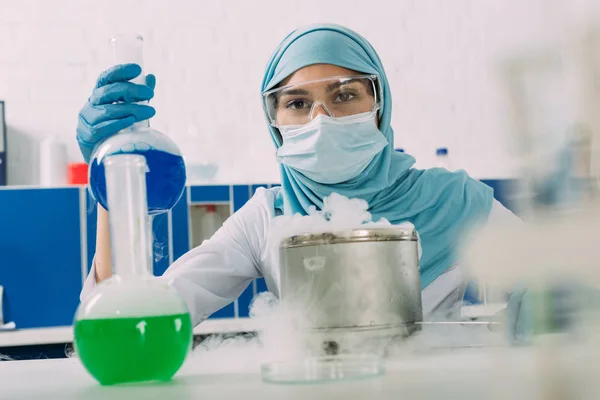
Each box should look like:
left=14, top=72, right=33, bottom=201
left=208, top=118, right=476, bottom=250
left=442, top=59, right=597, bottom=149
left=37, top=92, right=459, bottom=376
left=261, top=354, right=384, bottom=385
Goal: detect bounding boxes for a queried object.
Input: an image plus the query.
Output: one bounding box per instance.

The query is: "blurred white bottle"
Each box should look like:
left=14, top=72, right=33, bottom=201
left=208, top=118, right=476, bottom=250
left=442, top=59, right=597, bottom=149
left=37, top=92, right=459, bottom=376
left=199, top=205, right=223, bottom=243
left=435, top=147, right=452, bottom=171
left=40, top=136, right=67, bottom=187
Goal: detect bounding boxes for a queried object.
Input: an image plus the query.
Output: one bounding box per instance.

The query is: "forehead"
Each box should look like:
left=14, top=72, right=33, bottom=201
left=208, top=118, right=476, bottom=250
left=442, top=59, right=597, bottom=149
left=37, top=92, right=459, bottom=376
left=281, top=64, right=360, bottom=87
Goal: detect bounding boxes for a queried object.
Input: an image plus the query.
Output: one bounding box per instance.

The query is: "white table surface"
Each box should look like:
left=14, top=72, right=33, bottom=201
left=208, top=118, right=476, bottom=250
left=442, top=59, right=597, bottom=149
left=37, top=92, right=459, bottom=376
left=0, top=318, right=259, bottom=347
left=2, top=345, right=592, bottom=400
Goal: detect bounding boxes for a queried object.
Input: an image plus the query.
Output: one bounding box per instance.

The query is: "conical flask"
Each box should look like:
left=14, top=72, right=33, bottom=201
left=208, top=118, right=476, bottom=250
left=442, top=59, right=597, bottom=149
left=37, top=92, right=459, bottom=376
left=88, top=34, right=186, bottom=215
left=74, top=154, right=193, bottom=385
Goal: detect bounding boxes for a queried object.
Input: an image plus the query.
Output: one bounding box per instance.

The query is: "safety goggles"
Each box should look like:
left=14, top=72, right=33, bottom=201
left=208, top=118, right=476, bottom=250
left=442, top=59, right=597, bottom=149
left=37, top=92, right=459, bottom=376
left=262, top=74, right=381, bottom=127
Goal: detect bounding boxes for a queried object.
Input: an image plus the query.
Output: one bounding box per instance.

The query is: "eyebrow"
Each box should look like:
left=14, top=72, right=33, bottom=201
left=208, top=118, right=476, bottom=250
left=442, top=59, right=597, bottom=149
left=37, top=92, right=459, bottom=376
left=279, top=80, right=364, bottom=97
left=326, top=79, right=362, bottom=92
left=279, top=88, right=310, bottom=97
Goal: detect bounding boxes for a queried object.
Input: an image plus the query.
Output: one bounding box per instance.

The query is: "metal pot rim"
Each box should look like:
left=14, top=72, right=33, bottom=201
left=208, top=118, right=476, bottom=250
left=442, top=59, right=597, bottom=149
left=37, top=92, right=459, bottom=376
left=280, top=227, right=417, bottom=248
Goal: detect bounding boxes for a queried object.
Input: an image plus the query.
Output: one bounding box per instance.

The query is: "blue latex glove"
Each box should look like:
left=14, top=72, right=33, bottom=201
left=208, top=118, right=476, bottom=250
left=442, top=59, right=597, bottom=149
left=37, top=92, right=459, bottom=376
left=76, top=63, right=156, bottom=163
left=505, top=287, right=533, bottom=345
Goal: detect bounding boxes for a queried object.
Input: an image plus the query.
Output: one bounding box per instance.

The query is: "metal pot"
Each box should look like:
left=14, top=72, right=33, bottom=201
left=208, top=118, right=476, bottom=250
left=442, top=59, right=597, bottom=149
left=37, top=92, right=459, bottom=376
left=279, top=227, right=422, bottom=354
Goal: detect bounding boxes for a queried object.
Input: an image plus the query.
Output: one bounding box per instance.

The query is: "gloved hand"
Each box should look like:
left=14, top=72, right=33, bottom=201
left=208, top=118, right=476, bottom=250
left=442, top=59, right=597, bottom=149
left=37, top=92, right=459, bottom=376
left=505, top=286, right=533, bottom=345
left=76, top=63, right=156, bottom=163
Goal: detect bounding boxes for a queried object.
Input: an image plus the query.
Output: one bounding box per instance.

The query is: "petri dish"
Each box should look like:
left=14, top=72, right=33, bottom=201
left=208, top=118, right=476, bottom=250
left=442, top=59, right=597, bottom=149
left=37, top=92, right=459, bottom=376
left=261, top=354, right=384, bottom=385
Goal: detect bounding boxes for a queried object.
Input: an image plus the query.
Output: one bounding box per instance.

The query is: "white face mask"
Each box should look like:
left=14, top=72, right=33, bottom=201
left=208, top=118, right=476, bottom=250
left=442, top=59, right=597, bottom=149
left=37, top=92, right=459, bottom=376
left=276, top=111, right=389, bottom=184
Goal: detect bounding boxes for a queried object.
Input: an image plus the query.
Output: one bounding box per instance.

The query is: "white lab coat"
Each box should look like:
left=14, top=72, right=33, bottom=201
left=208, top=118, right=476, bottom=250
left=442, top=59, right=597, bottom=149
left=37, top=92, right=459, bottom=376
left=81, top=186, right=521, bottom=326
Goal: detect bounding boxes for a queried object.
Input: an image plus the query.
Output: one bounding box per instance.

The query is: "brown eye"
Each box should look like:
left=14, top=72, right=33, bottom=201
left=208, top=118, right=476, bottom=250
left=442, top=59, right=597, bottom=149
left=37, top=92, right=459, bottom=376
left=336, top=92, right=355, bottom=102
left=286, top=100, right=309, bottom=110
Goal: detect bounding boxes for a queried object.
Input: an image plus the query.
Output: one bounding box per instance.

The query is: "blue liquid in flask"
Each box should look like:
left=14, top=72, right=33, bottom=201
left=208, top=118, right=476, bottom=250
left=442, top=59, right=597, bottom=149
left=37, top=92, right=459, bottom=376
left=87, top=33, right=186, bottom=216
left=90, top=149, right=186, bottom=215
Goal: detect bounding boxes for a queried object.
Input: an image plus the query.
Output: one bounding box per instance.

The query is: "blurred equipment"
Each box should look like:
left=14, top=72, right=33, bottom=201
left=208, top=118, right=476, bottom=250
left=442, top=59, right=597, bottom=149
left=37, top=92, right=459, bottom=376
left=39, top=136, right=67, bottom=187
left=73, top=154, right=192, bottom=385
left=581, top=25, right=600, bottom=192
left=503, top=51, right=598, bottom=215
left=0, top=101, right=6, bottom=186
left=463, top=44, right=600, bottom=398
left=467, top=49, right=600, bottom=327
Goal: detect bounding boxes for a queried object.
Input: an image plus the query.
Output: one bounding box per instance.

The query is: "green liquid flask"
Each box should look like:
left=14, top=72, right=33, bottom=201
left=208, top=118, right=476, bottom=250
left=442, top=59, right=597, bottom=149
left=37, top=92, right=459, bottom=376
left=74, top=154, right=193, bottom=385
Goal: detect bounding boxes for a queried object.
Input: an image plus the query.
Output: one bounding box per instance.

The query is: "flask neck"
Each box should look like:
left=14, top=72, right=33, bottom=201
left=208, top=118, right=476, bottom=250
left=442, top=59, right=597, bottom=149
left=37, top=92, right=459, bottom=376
left=129, top=119, right=150, bottom=131
left=110, top=34, right=151, bottom=133
left=104, top=154, right=152, bottom=279
left=110, top=34, right=145, bottom=83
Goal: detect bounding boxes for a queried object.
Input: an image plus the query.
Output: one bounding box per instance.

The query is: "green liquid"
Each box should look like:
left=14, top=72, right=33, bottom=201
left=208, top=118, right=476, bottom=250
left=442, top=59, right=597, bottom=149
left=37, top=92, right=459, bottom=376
left=74, top=313, right=193, bottom=385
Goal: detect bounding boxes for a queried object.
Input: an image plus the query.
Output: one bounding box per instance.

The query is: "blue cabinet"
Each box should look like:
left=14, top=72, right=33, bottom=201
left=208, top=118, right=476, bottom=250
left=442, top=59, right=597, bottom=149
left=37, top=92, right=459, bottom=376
left=0, top=180, right=514, bottom=328
left=0, top=101, right=6, bottom=186
left=0, top=187, right=84, bottom=328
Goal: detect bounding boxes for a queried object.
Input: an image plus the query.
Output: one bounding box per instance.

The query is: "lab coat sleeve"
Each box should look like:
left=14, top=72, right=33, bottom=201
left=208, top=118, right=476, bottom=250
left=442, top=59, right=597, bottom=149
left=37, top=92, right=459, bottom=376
left=162, top=190, right=272, bottom=326
left=80, top=223, right=261, bottom=323
left=423, top=199, right=522, bottom=317
left=80, top=259, right=98, bottom=301
left=455, top=198, right=523, bottom=279
left=460, top=198, right=523, bottom=266
left=80, top=189, right=273, bottom=326
left=487, top=199, right=523, bottom=227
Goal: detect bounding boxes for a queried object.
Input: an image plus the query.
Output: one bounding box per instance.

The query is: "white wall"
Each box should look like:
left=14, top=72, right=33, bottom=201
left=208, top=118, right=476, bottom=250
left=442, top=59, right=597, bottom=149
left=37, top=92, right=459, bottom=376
left=1, top=0, right=600, bottom=185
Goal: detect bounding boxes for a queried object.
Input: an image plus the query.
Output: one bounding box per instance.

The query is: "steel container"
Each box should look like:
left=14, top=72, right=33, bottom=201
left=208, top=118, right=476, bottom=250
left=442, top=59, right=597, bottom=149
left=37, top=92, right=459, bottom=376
left=279, top=227, right=422, bottom=354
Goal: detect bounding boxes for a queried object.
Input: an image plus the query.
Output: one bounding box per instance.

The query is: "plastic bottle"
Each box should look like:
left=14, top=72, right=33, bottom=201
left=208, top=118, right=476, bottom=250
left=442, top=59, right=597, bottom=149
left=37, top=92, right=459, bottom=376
left=199, top=205, right=223, bottom=242
left=68, top=163, right=89, bottom=185
left=88, top=34, right=186, bottom=215
left=74, top=154, right=192, bottom=385
left=435, top=147, right=451, bottom=170
left=39, top=136, right=67, bottom=187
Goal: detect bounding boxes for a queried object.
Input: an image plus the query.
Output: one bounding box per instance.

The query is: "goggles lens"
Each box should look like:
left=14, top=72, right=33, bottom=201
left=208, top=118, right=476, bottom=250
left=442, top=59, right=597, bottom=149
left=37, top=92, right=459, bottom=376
left=263, top=75, right=381, bottom=127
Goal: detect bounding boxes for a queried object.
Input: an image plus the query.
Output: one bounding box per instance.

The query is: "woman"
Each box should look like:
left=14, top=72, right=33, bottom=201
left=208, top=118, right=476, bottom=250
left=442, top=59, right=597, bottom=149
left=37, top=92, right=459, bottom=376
left=77, top=24, right=524, bottom=338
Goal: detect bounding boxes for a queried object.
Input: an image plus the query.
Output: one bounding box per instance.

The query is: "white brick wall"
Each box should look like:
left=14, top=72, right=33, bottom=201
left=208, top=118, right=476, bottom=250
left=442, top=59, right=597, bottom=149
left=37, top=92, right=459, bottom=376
left=1, top=0, right=599, bottom=184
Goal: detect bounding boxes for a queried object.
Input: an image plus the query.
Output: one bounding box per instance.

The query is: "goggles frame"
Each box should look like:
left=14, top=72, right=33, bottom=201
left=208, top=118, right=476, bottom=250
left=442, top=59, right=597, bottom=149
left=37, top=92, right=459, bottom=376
left=262, top=74, right=382, bottom=128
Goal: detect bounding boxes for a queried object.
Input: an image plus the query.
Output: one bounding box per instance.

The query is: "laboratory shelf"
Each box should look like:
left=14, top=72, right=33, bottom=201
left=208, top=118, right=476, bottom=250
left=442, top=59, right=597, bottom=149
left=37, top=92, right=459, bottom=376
left=189, top=185, right=231, bottom=203
left=0, top=318, right=263, bottom=361
left=0, top=318, right=259, bottom=349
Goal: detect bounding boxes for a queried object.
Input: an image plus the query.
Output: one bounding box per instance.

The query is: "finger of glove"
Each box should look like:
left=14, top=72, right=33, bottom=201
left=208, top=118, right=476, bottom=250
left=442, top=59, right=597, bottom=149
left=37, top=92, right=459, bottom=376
left=89, top=116, right=137, bottom=144
left=76, top=116, right=95, bottom=146
left=78, top=142, right=93, bottom=165
left=96, top=64, right=142, bottom=88
left=80, top=103, right=155, bottom=126
left=145, top=74, right=156, bottom=91
left=89, top=82, right=154, bottom=106
left=77, top=114, right=136, bottom=145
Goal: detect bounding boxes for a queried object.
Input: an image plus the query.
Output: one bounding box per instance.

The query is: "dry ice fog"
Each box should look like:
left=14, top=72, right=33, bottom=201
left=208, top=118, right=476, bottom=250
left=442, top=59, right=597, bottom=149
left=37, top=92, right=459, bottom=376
left=81, top=193, right=500, bottom=375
